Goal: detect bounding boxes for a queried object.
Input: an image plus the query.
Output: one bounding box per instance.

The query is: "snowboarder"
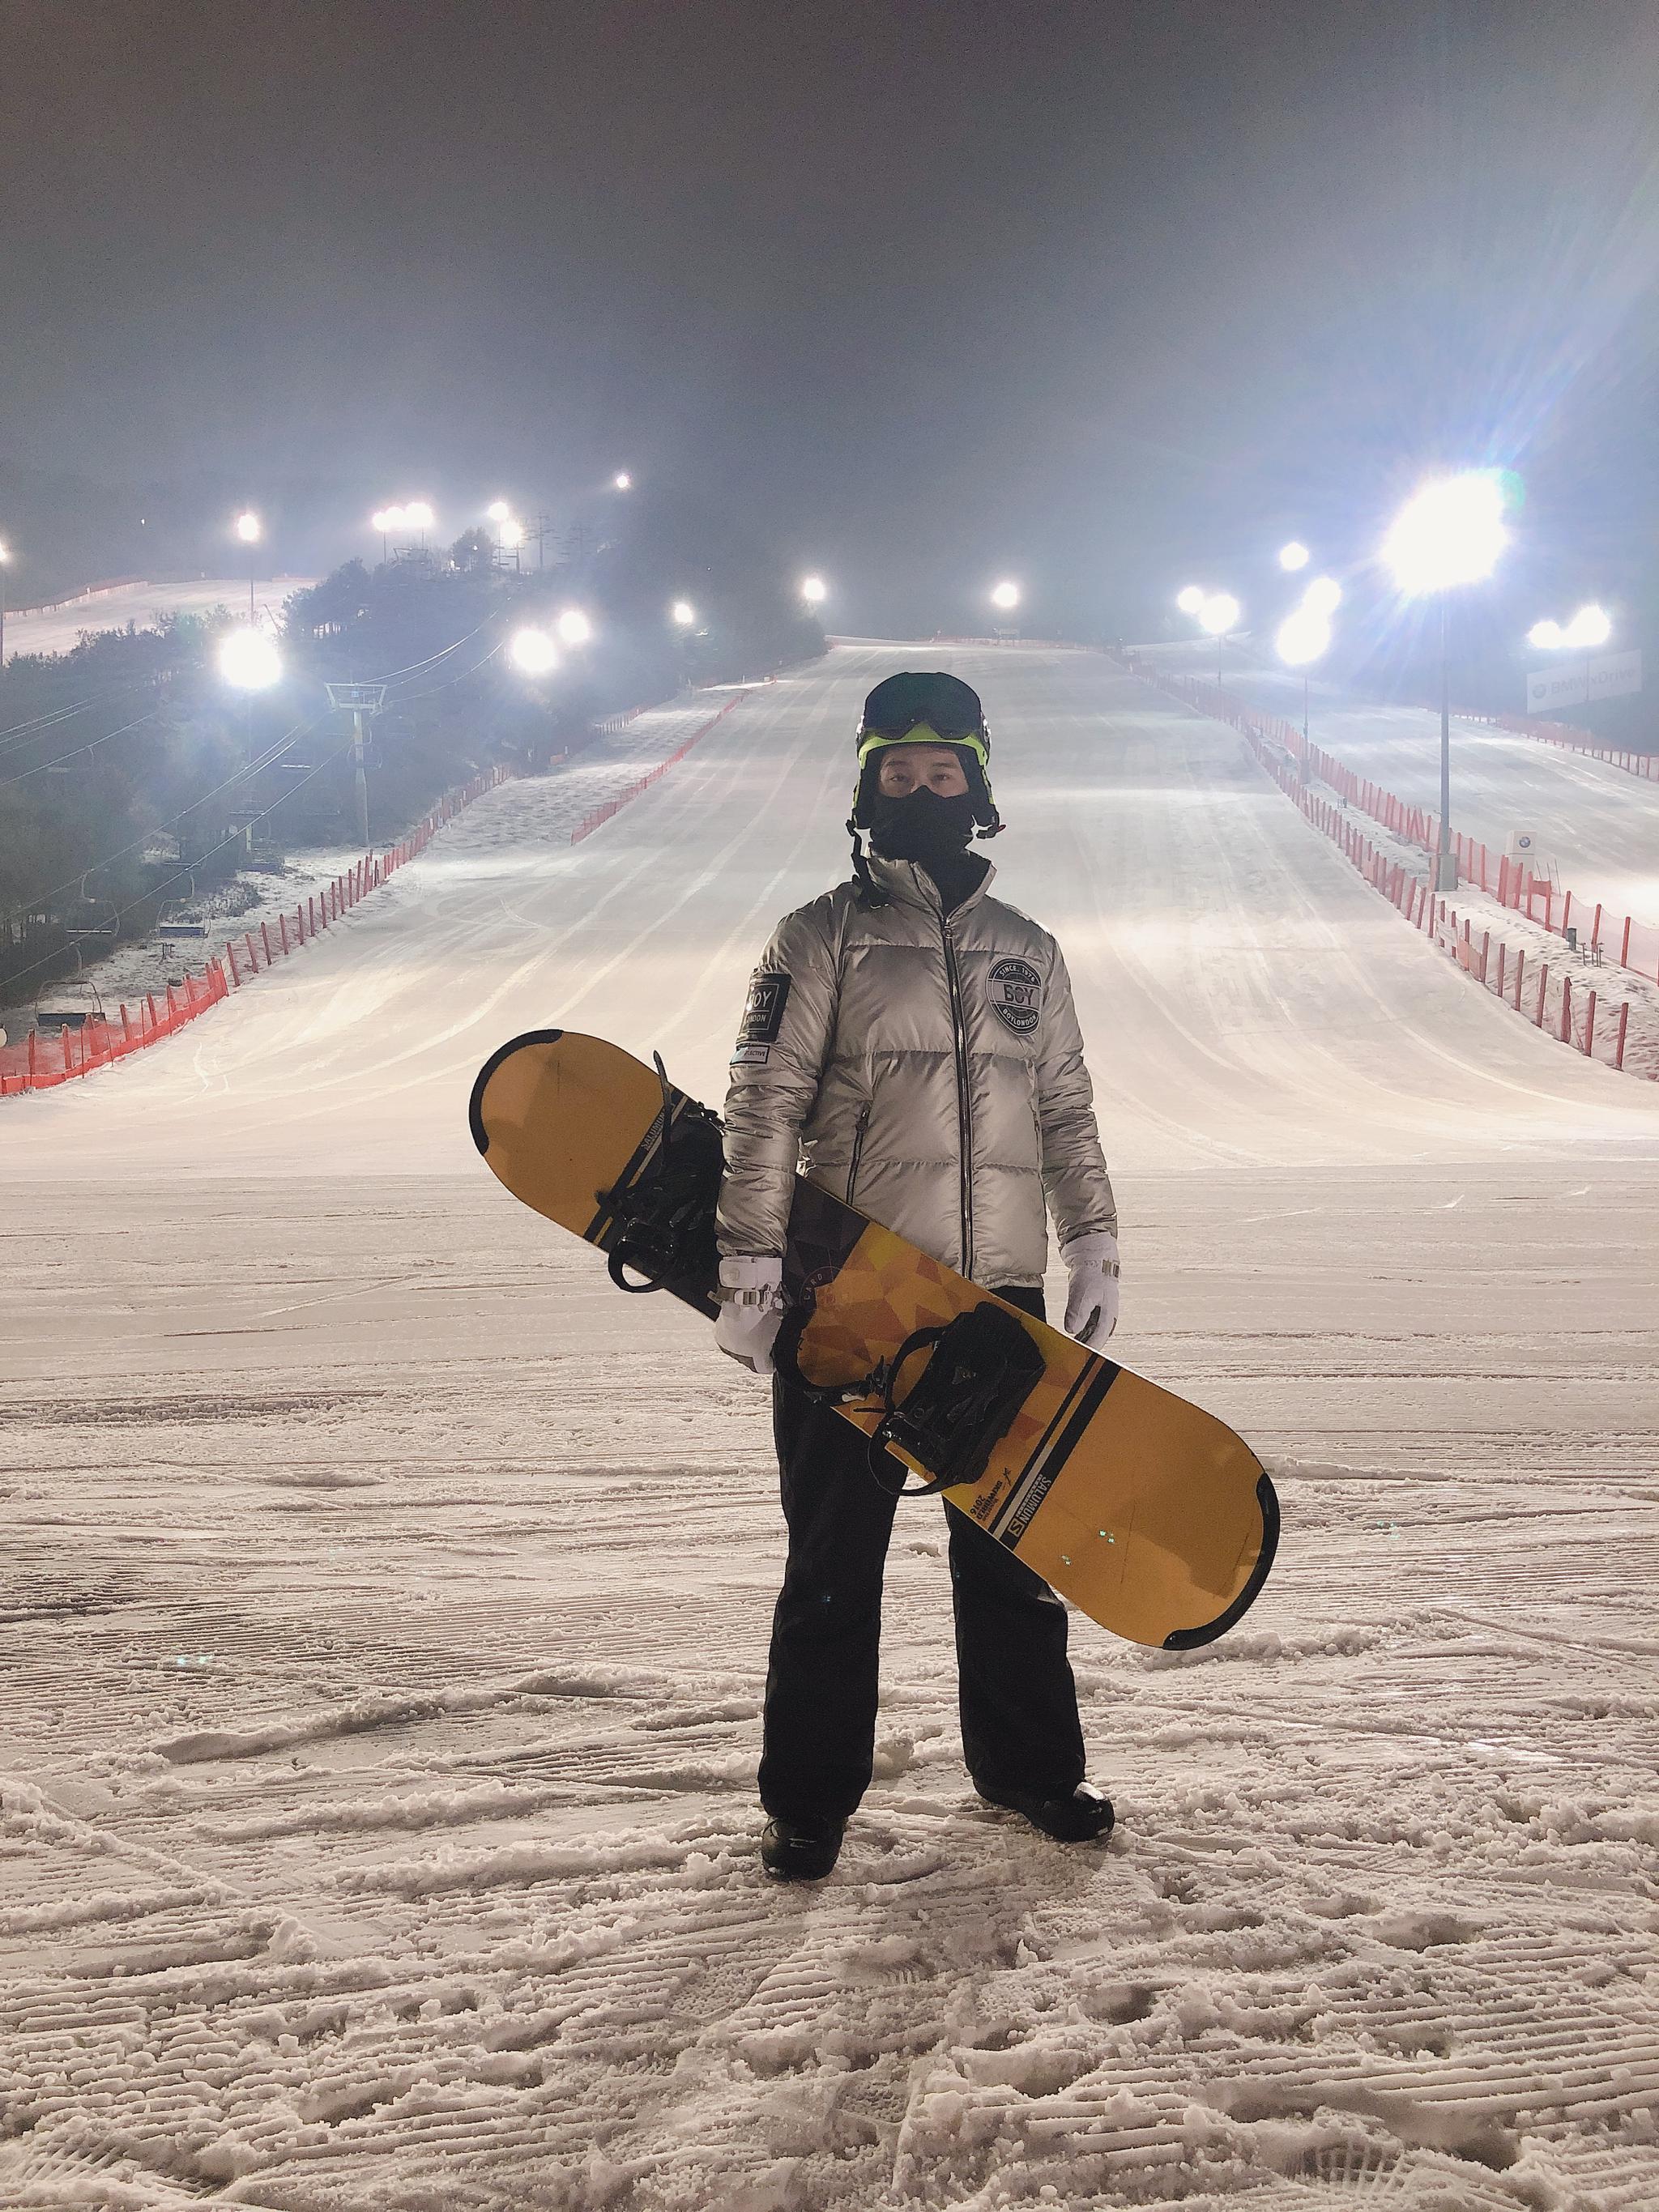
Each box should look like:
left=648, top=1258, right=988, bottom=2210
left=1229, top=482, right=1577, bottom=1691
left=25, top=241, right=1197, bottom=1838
left=715, top=670, right=1121, bottom=1880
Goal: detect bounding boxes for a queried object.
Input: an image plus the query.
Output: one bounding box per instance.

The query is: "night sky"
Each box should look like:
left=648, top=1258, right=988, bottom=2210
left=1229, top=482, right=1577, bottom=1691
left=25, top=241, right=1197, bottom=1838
left=3, top=0, right=1657, bottom=642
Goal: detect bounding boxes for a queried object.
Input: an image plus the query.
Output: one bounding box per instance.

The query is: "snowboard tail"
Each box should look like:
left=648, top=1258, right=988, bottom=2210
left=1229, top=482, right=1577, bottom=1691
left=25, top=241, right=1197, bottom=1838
left=471, top=1029, right=1277, bottom=1651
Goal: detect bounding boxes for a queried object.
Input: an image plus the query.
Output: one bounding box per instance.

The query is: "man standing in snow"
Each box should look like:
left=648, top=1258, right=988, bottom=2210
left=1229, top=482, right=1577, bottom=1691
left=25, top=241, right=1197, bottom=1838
left=715, top=671, right=1120, bottom=1881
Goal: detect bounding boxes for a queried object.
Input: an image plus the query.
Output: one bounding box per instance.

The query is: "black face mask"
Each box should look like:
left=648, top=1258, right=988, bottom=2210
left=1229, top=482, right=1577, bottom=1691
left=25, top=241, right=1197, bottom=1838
left=867, top=787, right=977, bottom=863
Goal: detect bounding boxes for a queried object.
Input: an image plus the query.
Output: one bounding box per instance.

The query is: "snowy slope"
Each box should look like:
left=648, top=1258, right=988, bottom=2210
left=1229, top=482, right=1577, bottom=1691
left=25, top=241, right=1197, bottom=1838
left=3, top=575, right=318, bottom=659
left=1145, top=638, right=1659, bottom=929
left=2, top=644, right=1656, bottom=2210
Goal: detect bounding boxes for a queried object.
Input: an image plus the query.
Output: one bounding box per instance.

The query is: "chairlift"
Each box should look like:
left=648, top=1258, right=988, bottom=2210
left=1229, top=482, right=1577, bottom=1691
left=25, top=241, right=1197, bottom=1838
left=35, top=954, right=108, bottom=1034
left=158, top=873, right=207, bottom=939
left=62, top=869, right=118, bottom=944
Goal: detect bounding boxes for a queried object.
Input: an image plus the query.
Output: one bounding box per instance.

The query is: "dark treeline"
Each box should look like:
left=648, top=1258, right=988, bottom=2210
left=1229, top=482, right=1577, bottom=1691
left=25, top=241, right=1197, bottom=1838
left=0, top=489, right=823, bottom=1007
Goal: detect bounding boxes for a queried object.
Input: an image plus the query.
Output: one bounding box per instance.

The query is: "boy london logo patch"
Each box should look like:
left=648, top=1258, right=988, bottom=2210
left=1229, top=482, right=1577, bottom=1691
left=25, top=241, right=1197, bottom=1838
left=733, top=972, right=791, bottom=1060
left=988, top=956, right=1042, bottom=1036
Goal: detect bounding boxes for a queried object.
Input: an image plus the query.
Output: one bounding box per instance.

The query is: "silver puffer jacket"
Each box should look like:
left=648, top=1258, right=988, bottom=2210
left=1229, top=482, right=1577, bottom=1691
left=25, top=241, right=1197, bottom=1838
left=717, top=855, right=1116, bottom=1288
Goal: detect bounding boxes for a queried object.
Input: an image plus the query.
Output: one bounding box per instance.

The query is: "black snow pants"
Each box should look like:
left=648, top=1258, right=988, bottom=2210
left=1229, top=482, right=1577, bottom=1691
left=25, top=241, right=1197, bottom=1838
left=757, top=1286, right=1087, bottom=1824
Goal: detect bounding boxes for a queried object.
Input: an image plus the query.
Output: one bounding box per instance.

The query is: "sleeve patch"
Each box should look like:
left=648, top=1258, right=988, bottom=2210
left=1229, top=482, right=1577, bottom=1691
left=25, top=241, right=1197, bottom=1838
left=729, top=1042, right=770, bottom=1066
left=737, top=972, right=792, bottom=1046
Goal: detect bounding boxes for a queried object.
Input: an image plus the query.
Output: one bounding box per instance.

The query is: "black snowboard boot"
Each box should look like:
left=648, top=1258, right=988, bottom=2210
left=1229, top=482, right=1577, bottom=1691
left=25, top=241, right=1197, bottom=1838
left=979, top=1782, right=1115, bottom=1843
left=761, top=1814, right=846, bottom=1882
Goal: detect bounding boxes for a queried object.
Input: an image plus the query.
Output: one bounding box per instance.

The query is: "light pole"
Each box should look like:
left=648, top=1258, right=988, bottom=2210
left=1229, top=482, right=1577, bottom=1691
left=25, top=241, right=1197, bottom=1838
left=1196, top=591, right=1241, bottom=684
left=1383, top=472, right=1508, bottom=892
left=1275, top=596, right=1334, bottom=771
left=235, top=510, right=262, bottom=624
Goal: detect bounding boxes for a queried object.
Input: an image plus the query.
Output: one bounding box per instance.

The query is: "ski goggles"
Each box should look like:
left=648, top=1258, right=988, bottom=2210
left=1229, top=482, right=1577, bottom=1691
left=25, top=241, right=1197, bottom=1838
left=855, top=723, right=992, bottom=774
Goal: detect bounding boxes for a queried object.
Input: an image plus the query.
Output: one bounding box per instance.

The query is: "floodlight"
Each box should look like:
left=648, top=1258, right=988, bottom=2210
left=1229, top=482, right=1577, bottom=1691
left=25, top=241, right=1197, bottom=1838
left=371, top=507, right=403, bottom=533
left=499, top=519, right=525, bottom=548
left=800, top=574, right=827, bottom=604
left=1303, top=575, right=1342, bottom=616
left=1175, top=585, right=1205, bottom=615
left=557, top=607, right=592, bottom=646
left=1198, top=592, right=1239, bottom=636
left=613, top=471, right=633, bottom=490
left=672, top=600, right=697, bottom=626
left=486, top=500, right=511, bottom=523
left=510, top=628, right=560, bottom=676
left=1277, top=541, right=1310, bottom=572
left=1382, top=472, right=1506, bottom=595
left=1528, top=618, right=1564, bottom=650
left=218, top=628, right=281, bottom=691
left=235, top=509, right=262, bottom=544
left=1276, top=607, right=1330, bottom=666
left=1564, top=603, right=1611, bottom=650
left=991, top=579, right=1021, bottom=612
left=403, top=501, right=436, bottom=531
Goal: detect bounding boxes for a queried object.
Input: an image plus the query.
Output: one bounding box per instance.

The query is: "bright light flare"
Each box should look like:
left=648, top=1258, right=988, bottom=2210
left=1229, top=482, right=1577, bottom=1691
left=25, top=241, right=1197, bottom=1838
left=1198, top=591, right=1240, bottom=636
left=1175, top=585, right=1205, bottom=615
left=1303, top=575, right=1342, bottom=616
left=1278, top=540, right=1310, bottom=572
left=371, top=507, right=403, bottom=533
left=499, top=519, right=525, bottom=548
left=557, top=607, right=593, bottom=646
left=486, top=500, right=511, bottom=523
left=1383, top=472, right=1507, bottom=595
left=235, top=509, right=262, bottom=544
left=613, top=471, right=633, bottom=490
left=800, top=574, right=827, bottom=604
left=403, top=501, right=435, bottom=531
left=1276, top=606, right=1331, bottom=667
left=672, top=599, right=697, bottom=626
left=218, top=628, right=281, bottom=691
left=510, top=628, right=560, bottom=676
left=1565, top=603, right=1611, bottom=650
left=991, top=579, right=1021, bottom=612
left=1528, top=618, right=1564, bottom=650
left=0, top=539, right=11, bottom=563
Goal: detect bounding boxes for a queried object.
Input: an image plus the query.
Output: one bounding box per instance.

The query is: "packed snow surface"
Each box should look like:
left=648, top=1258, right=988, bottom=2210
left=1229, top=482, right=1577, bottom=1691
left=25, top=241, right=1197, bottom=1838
left=2, top=645, right=1656, bottom=2209
left=4, top=577, right=318, bottom=660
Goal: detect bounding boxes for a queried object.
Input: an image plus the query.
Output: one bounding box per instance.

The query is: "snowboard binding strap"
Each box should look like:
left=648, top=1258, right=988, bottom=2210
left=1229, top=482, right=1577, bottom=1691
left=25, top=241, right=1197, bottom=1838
left=597, top=1054, right=723, bottom=1296
left=774, top=1298, right=1045, bottom=1498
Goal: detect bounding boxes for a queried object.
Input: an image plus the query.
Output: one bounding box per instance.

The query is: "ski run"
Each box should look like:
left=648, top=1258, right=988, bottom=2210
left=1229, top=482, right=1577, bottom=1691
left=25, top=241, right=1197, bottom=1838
left=2, top=641, right=1656, bottom=2210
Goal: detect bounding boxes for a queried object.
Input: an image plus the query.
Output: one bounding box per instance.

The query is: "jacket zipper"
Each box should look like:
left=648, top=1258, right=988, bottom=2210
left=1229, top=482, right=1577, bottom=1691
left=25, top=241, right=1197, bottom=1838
left=846, top=1105, right=872, bottom=1207
left=940, top=914, right=975, bottom=1277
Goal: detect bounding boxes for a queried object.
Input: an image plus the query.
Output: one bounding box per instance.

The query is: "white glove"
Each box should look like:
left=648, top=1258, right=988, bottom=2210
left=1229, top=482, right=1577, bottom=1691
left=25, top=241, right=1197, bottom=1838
left=714, top=1255, right=786, bottom=1376
left=1062, top=1231, right=1120, bottom=1349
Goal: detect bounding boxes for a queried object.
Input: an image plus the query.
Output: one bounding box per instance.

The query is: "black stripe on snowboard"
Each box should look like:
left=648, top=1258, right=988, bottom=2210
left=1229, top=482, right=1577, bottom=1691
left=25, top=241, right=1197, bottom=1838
left=991, top=1359, right=1121, bottom=1548
left=467, top=1028, right=566, bottom=1157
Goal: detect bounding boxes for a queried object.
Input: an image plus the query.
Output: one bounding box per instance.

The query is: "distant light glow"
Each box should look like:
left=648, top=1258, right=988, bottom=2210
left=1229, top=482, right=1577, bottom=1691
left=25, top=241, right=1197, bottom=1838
left=499, top=518, right=525, bottom=548
left=1383, top=472, right=1506, bottom=595
left=1198, top=591, right=1240, bottom=636
left=1278, top=540, right=1310, bottom=572
left=510, top=628, right=560, bottom=676
left=991, top=579, right=1021, bottom=612
left=0, top=540, right=11, bottom=563
left=672, top=599, right=697, bottom=626
left=1565, top=603, right=1611, bottom=650
left=403, top=501, right=436, bottom=531
left=800, top=574, right=827, bottom=604
left=1303, top=575, right=1342, bottom=616
left=486, top=500, right=511, bottom=523
left=235, top=509, right=262, bottom=545
left=1175, top=585, right=1205, bottom=615
left=557, top=607, right=592, bottom=646
left=371, top=507, right=403, bottom=533
left=218, top=628, right=281, bottom=690
left=1528, top=618, right=1564, bottom=651
left=1276, top=607, right=1331, bottom=667
left=613, top=471, right=633, bottom=490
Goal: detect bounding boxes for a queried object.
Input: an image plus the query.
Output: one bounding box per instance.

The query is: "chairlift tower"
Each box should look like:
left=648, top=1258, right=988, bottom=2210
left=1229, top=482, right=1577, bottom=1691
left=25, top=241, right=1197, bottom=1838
left=326, top=680, right=387, bottom=846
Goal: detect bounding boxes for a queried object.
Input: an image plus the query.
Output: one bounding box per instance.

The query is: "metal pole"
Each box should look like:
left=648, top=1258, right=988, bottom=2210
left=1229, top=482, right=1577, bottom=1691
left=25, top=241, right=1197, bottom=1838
left=1437, top=593, right=1456, bottom=890
left=352, top=709, right=369, bottom=846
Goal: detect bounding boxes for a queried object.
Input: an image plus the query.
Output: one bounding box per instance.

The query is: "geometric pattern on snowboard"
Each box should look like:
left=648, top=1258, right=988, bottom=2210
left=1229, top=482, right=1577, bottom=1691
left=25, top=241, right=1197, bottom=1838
left=470, top=1027, right=1277, bottom=1652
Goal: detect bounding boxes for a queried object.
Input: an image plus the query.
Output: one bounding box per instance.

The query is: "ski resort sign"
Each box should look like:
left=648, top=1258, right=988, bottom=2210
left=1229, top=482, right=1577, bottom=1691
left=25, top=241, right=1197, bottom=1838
left=1525, top=650, right=1641, bottom=713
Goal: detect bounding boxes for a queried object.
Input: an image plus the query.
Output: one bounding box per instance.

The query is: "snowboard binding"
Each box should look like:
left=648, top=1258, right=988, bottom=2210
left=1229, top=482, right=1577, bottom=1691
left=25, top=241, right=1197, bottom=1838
left=774, top=1298, right=1045, bottom=1498
left=596, top=1055, right=724, bottom=1297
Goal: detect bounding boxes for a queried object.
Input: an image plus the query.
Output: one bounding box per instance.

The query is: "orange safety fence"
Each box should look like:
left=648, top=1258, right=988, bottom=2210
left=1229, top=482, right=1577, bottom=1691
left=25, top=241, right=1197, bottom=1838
left=569, top=693, right=748, bottom=843
left=1457, top=709, right=1659, bottom=784
left=1113, top=652, right=1647, bottom=1080
left=1118, top=655, right=1659, bottom=990
left=1, top=762, right=510, bottom=1097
